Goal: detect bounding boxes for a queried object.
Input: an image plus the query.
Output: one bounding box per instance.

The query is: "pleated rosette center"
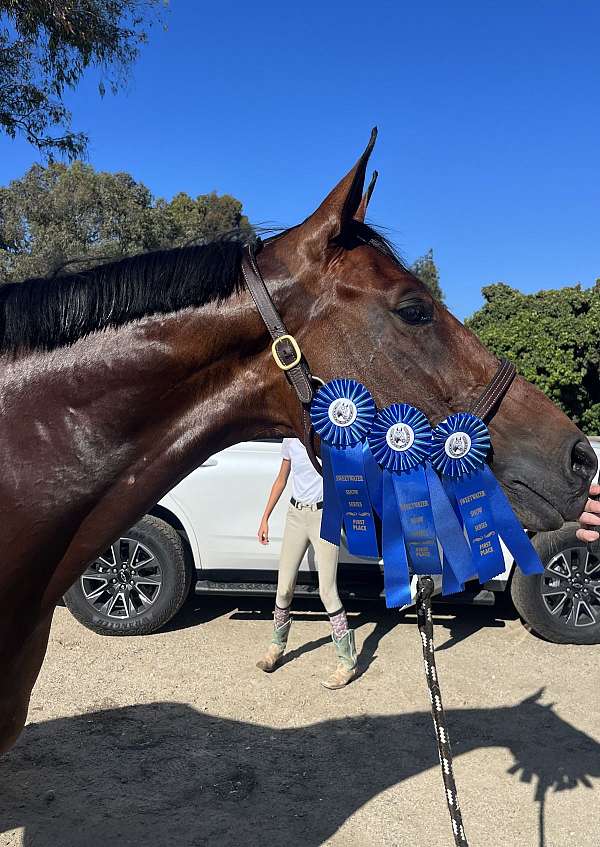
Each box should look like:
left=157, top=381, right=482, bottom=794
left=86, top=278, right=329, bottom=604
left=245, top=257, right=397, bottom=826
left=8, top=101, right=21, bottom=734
left=368, top=403, right=432, bottom=473
left=430, top=413, right=490, bottom=478
left=310, top=378, right=379, bottom=559
left=310, top=378, right=376, bottom=448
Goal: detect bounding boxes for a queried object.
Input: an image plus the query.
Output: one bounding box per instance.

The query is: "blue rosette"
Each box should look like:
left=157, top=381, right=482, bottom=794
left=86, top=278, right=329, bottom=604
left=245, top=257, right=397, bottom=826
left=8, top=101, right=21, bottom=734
left=368, top=404, right=473, bottom=607
left=431, top=413, right=543, bottom=583
left=310, top=379, right=380, bottom=558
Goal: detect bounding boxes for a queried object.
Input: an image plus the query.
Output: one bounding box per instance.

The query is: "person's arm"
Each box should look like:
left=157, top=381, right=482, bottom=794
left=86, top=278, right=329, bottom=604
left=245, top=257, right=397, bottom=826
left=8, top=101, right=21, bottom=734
left=576, top=483, right=600, bottom=542
left=258, top=459, right=291, bottom=545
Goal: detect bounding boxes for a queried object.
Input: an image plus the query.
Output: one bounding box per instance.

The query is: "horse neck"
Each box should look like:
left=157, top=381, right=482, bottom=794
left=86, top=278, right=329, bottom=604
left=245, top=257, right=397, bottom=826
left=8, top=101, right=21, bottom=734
left=3, top=300, right=264, bottom=445
left=0, top=298, right=295, bottom=607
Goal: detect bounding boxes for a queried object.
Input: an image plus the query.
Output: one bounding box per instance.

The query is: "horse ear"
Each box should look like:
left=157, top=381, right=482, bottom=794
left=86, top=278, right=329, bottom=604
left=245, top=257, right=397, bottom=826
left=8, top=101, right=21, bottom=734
left=355, top=170, right=379, bottom=222
left=296, top=128, right=377, bottom=248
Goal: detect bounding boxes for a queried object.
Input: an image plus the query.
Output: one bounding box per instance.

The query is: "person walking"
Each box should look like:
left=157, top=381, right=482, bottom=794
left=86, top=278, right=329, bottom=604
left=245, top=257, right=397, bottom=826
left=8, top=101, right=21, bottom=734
left=256, top=437, right=357, bottom=688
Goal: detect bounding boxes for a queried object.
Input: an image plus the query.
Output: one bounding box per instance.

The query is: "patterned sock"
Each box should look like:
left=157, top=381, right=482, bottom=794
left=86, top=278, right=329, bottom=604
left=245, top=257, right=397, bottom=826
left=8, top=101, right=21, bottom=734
left=329, top=608, right=349, bottom=640
left=274, top=604, right=291, bottom=629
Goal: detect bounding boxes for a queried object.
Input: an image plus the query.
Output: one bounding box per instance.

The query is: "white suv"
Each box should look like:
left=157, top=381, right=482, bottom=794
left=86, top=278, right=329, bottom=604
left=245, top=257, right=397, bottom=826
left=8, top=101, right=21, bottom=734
left=64, top=437, right=600, bottom=645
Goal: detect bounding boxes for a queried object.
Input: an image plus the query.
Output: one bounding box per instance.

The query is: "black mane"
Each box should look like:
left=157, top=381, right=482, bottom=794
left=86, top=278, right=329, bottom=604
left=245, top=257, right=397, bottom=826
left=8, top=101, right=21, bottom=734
left=0, top=238, right=246, bottom=355
left=0, top=223, right=402, bottom=356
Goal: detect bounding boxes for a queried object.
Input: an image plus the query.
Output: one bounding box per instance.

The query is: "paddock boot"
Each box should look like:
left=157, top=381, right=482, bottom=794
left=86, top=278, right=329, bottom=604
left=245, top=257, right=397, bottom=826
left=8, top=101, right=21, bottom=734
left=321, top=630, right=357, bottom=689
left=256, top=619, right=291, bottom=673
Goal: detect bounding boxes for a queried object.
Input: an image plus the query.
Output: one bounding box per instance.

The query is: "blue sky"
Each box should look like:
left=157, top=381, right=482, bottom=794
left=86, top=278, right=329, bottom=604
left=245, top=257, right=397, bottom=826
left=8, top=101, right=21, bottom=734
left=1, top=1, right=599, bottom=320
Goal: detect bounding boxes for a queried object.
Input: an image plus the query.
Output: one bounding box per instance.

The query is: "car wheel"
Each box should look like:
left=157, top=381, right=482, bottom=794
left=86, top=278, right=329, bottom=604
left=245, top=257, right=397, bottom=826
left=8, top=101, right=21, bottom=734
left=63, top=515, right=192, bottom=636
left=511, top=522, right=600, bottom=644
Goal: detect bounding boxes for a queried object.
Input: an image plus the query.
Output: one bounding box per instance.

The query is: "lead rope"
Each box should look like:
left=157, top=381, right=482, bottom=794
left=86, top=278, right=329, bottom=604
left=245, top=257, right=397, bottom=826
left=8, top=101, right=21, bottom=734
left=415, top=576, right=469, bottom=847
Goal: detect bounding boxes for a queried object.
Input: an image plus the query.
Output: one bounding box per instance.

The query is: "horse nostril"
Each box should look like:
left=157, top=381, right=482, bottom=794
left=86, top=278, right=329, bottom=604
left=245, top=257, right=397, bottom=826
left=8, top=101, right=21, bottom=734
left=570, top=440, right=598, bottom=481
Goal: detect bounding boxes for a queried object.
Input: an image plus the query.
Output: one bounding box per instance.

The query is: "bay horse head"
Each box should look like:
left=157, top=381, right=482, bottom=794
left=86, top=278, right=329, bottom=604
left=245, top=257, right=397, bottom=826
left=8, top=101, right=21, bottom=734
left=256, top=129, right=596, bottom=530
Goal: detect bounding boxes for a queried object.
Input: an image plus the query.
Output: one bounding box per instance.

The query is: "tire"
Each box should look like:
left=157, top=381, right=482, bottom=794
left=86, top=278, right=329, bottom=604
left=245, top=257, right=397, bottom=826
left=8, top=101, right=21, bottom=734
left=64, top=515, right=192, bottom=636
left=511, top=522, right=600, bottom=644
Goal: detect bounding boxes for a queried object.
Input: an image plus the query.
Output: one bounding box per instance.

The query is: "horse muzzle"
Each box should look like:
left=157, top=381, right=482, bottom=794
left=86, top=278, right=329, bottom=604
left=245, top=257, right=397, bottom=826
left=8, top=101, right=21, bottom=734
left=494, top=433, right=597, bottom=531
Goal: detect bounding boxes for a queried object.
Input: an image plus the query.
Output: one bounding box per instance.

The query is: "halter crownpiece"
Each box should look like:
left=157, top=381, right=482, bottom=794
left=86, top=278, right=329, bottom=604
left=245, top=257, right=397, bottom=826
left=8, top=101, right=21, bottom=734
left=240, top=246, right=315, bottom=405
left=240, top=245, right=322, bottom=472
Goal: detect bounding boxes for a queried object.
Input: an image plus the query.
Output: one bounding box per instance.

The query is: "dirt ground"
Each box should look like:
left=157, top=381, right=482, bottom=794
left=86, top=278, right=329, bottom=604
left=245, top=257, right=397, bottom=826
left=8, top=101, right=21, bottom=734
left=1, top=595, right=598, bottom=847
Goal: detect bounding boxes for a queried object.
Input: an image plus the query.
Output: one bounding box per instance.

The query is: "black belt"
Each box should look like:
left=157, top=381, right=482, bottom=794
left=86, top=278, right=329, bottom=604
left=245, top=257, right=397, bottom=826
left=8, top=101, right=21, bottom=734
left=290, top=497, right=323, bottom=510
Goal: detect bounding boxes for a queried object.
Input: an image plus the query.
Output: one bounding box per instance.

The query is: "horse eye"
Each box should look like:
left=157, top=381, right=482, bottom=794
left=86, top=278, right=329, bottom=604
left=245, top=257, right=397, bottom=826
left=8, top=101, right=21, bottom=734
left=394, top=302, right=433, bottom=325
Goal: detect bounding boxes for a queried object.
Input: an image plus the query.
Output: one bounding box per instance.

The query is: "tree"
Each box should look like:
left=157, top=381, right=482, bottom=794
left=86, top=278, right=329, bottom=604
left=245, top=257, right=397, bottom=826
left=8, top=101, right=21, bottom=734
left=0, top=1, right=165, bottom=159
left=155, top=191, right=252, bottom=246
left=466, top=282, right=600, bottom=434
left=0, top=161, right=251, bottom=282
left=411, top=249, right=444, bottom=302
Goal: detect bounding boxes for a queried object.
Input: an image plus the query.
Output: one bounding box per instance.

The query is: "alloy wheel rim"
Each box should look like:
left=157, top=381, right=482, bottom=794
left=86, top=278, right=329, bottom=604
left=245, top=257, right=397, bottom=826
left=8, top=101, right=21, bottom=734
left=80, top=537, right=163, bottom=619
left=541, top=545, right=600, bottom=628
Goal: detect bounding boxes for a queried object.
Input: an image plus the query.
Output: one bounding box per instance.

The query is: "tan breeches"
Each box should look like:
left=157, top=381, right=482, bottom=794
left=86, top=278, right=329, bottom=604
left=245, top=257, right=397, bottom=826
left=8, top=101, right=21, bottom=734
left=275, top=505, right=341, bottom=614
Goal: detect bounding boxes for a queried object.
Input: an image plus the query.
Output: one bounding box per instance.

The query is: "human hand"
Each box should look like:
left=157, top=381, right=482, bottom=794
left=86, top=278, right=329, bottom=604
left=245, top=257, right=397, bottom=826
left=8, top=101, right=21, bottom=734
left=576, top=484, right=600, bottom=543
left=258, top=518, right=269, bottom=545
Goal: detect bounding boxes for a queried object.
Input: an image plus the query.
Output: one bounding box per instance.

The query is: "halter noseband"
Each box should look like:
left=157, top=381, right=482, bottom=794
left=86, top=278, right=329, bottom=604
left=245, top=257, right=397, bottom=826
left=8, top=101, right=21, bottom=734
left=241, top=244, right=516, bottom=471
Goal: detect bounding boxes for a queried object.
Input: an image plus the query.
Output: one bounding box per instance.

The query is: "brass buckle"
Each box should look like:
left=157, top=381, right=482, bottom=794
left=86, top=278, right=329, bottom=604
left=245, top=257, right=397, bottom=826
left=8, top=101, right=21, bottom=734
left=271, top=335, right=302, bottom=371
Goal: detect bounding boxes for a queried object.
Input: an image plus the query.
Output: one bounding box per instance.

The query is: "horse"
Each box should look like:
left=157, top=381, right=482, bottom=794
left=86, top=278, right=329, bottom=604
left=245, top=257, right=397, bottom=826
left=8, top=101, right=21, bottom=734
left=0, top=130, right=596, bottom=753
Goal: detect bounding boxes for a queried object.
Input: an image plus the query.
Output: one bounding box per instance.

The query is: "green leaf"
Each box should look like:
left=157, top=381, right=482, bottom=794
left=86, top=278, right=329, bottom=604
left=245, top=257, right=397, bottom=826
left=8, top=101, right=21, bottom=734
left=467, top=283, right=600, bottom=434
left=0, top=1, right=167, bottom=159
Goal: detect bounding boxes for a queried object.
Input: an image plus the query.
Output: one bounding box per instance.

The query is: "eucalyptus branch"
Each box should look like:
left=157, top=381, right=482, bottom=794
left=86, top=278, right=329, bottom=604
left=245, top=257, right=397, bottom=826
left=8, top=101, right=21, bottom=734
left=0, top=0, right=166, bottom=158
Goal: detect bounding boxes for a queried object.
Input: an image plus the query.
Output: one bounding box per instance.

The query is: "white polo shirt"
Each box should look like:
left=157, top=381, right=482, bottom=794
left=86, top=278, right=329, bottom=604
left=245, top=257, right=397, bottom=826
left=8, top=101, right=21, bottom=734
left=281, top=438, right=323, bottom=505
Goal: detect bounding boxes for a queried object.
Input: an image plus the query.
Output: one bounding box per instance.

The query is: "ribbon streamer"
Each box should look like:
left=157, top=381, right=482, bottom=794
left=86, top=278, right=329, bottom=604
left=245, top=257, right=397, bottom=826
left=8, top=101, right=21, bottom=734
left=368, top=404, right=473, bottom=607
left=310, top=379, right=380, bottom=558
left=431, top=412, right=543, bottom=582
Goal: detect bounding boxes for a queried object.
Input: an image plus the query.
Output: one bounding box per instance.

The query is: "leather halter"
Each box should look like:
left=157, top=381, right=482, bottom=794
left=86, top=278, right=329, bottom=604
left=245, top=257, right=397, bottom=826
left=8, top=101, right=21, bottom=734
left=240, top=245, right=322, bottom=471
left=469, top=357, right=516, bottom=421
left=240, top=244, right=516, bottom=472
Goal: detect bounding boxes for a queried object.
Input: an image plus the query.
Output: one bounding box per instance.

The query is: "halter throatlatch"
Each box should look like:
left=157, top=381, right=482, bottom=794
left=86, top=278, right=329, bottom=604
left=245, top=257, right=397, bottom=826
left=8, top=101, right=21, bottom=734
left=241, top=240, right=519, bottom=847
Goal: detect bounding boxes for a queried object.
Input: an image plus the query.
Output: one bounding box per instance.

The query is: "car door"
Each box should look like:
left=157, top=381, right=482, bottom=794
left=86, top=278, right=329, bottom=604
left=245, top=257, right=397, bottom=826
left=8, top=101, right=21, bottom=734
left=165, top=439, right=292, bottom=571
left=163, top=437, right=382, bottom=573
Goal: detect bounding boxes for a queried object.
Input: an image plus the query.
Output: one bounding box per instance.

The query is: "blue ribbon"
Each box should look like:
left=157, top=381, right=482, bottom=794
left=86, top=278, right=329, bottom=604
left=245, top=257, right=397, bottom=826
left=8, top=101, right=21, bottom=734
left=431, top=412, right=543, bottom=582
left=310, top=379, right=379, bottom=558
left=382, top=471, right=411, bottom=606
left=367, top=404, right=473, bottom=607
left=425, top=465, right=475, bottom=595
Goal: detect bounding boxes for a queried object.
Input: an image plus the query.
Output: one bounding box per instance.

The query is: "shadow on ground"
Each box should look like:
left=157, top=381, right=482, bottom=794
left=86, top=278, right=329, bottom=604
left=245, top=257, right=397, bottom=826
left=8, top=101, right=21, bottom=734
left=168, top=592, right=517, bottom=636
left=1, top=691, right=597, bottom=847
left=165, top=594, right=518, bottom=676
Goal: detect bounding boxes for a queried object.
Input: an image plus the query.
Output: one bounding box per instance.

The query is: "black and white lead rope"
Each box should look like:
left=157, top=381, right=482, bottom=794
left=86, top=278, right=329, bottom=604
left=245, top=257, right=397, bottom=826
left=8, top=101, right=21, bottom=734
left=415, top=576, right=469, bottom=847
